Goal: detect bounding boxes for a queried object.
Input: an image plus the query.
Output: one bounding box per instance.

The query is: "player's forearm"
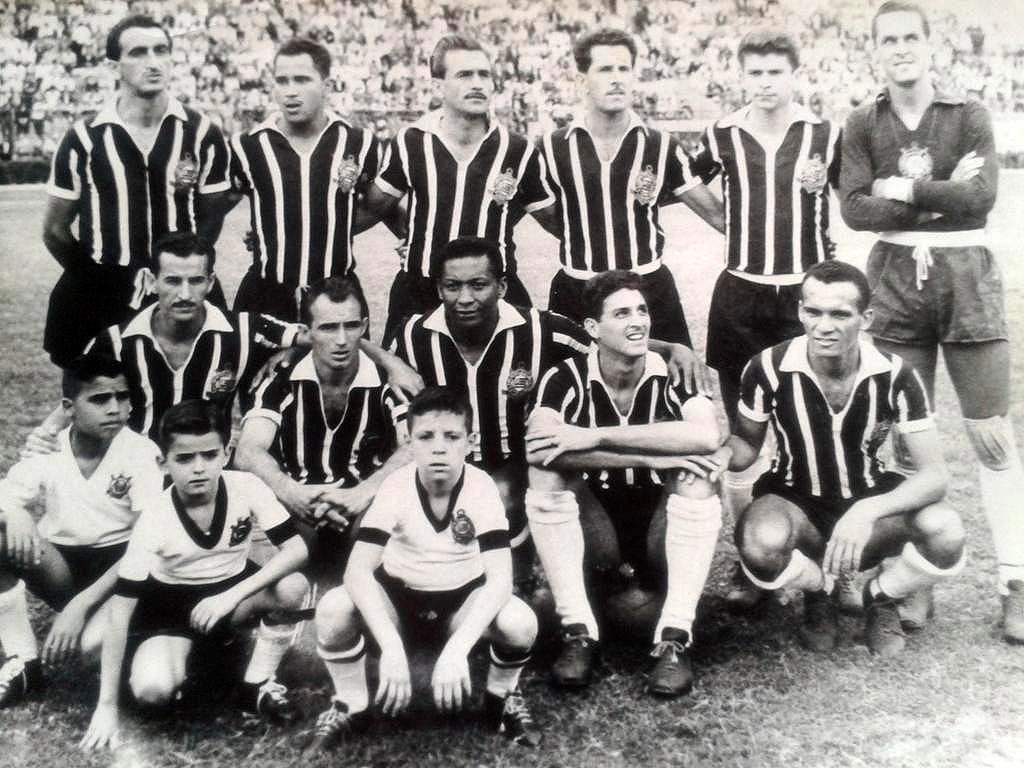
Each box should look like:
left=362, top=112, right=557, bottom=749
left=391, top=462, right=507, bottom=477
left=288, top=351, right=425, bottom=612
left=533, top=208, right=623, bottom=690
left=839, top=190, right=921, bottom=232
left=534, top=449, right=707, bottom=470
left=724, top=433, right=761, bottom=472
left=70, top=558, right=123, bottom=612
left=41, top=224, right=92, bottom=272
left=233, top=442, right=296, bottom=502
left=446, top=579, right=507, bottom=656
left=346, top=570, right=405, bottom=653
left=96, top=597, right=135, bottom=707
left=529, top=204, right=563, bottom=238
left=196, top=191, right=235, bottom=246
left=869, top=465, right=948, bottom=520
left=592, top=422, right=720, bottom=456
left=911, top=174, right=997, bottom=218
left=676, top=184, right=725, bottom=233
left=225, top=536, right=308, bottom=606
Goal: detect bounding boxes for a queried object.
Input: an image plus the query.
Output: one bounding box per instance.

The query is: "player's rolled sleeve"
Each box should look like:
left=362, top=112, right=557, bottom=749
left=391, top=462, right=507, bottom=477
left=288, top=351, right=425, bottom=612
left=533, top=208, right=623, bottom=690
left=228, top=134, right=252, bottom=194
left=737, top=353, right=774, bottom=423
left=546, top=312, right=591, bottom=360
left=686, top=130, right=721, bottom=188
left=664, top=135, right=705, bottom=199
left=533, top=364, right=578, bottom=422
left=46, top=127, right=82, bottom=200
left=382, top=386, right=409, bottom=443
left=477, top=530, right=510, bottom=552
left=355, top=526, right=391, bottom=546
left=374, top=136, right=407, bottom=199
left=892, top=361, right=934, bottom=433
left=359, top=477, right=399, bottom=536
left=116, top=512, right=159, bottom=586
left=518, top=144, right=556, bottom=213
left=248, top=475, right=292, bottom=531
left=247, top=370, right=292, bottom=427
left=471, top=478, right=509, bottom=544
left=198, top=122, right=231, bottom=194
left=0, top=458, right=44, bottom=516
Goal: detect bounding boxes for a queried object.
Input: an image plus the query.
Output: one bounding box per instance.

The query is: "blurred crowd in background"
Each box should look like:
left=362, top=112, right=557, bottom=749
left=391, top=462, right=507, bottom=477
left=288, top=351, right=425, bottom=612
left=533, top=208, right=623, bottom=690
left=1, top=0, right=1021, bottom=161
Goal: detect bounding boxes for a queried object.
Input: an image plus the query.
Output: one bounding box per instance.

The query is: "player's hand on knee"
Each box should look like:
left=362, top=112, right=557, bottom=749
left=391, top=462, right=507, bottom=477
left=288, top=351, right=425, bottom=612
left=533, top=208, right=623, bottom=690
left=190, top=591, right=240, bottom=635
left=824, top=501, right=878, bottom=576
left=375, top=645, right=412, bottom=716
left=951, top=150, right=984, bottom=182
left=21, top=423, right=60, bottom=459
left=3, top=508, right=42, bottom=568
left=80, top=705, right=120, bottom=751
left=431, top=646, right=471, bottom=714
left=42, top=598, right=89, bottom=665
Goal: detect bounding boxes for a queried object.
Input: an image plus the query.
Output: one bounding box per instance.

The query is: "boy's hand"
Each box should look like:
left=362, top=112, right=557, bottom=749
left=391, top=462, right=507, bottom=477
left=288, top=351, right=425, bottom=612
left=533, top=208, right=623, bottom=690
left=42, top=596, right=89, bottom=664
left=375, top=644, right=411, bottom=716
left=21, top=424, right=60, bottom=459
left=431, top=645, right=471, bottom=713
left=190, top=591, right=239, bottom=635
left=3, top=507, right=42, bottom=568
left=80, top=704, right=120, bottom=751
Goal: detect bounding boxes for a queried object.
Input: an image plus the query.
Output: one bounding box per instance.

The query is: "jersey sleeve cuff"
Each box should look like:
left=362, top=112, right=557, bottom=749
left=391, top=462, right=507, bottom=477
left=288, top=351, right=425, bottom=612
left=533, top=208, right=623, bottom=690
left=114, top=576, right=147, bottom=598
left=199, top=180, right=231, bottom=194
left=265, top=518, right=299, bottom=546
left=738, top=401, right=770, bottom=423
left=899, top=416, right=935, bottom=434
left=241, top=408, right=283, bottom=427
left=523, top=197, right=555, bottom=213
left=46, top=184, right=79, bottom=200
left=356, top=526, right=390, bottom=546
left=374, top=177, right=404, bottom=199
left=477, top=530, right=510, bottom=552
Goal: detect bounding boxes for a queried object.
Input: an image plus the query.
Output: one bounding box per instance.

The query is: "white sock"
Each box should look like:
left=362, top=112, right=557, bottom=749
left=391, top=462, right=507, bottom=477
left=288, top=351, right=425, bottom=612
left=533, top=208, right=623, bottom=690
left=724, top=451, right=768, bottom=519
left=876, top=542, right=966, bottom=600
left=979, top=452, right=1024, bottom=593
left=742, top=549, right=833, bottom=594
left=0, top=581, right=37, bottom=661
left=318, top=635, right=369, bottom=713
left=654, top=494, right=722, bottom=643
left=486, top=644, right=531, bottom=697
left=243, top=620, right=294, bottom=684
left=525, top=488, right=598, bottom=639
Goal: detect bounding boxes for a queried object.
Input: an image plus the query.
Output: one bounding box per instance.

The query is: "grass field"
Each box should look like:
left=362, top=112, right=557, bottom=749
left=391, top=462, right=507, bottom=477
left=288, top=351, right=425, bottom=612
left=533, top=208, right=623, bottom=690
left=0, top=179, right=1022, bottom=768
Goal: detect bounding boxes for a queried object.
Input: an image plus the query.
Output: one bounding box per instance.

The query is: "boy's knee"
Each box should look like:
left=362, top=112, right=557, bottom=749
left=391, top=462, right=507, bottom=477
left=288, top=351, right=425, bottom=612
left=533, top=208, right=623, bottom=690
left=524, top=488, right=578, bottom=525
left=130, top=666, right=180, bottom=707
left=492, top=597, right=538, bottom=652
left=273, top=572, right=310, bottom=610
left=315, top=585, right=360, bottom=648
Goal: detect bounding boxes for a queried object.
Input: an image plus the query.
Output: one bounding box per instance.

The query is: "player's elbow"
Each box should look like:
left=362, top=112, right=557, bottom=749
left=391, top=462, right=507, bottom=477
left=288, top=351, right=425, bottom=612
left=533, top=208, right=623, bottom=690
left=838, top=194, right=875, bottom=231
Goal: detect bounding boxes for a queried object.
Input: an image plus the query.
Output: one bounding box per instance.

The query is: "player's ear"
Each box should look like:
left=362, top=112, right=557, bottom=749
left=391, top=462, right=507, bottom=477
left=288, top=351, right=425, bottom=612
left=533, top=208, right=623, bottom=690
left=860, top=307, right=874, bottom=331
left=497, top=276, right=507, bottom=299
left=60, top=397, right=74, bottom=417
left=583, top=316, right=600, bottom=342
left=156, top=452, right=167, bottom=472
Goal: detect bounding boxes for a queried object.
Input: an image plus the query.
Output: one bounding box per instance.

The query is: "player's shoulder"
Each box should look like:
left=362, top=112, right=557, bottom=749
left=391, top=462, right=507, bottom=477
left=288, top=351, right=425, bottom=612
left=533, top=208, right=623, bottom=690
left=377, top=461, right=419, bottom=497
left=109, top=426, right=162, bottom=459
left=462, top=463, right=499, bottom=492
left=221, top=468, right=273, bottom=498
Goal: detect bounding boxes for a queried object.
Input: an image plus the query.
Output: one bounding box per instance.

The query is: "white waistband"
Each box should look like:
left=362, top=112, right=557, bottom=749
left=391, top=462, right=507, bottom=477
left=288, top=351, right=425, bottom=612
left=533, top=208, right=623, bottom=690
left=877, top=229, right=987, bottom=248
left=726, top=269, right=803, bottom=286
left=560, top=259, right=663, bottom=280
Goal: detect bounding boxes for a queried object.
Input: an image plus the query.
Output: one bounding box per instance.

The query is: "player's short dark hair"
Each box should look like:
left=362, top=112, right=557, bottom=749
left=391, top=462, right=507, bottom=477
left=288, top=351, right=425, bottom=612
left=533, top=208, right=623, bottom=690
left=582, top=270, right=646, bottom=321
left=275, top=37, right=331, bottom=79
left=738, top=29, right=800, bottom=70
left=303, top=275, right=368, bottom=325
left=61, top=354, right=125, bottom=399
left=158, top=399, right=228, bottom=453
left=573, top=29, right=637, bottom=73
left=106, top=15, right=171, bottom=62
left=436, top=236, right=505, bottom=280
left=802, top=260, right=872, bottom=313
left=430, top=35, right=488, bottom=79
left=872, top=0, right=930, bottom=40
left=406, top=386, right=473, bottom=432
left=150, top=232, right=215, bottom=275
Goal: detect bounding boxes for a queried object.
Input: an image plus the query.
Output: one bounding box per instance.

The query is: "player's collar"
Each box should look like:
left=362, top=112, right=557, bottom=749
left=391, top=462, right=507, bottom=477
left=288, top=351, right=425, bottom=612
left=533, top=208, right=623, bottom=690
left=779, top=334, right=892, bottom=380
left=421, top=299, right=526, bottom=340
left=121, top=301, right=234, bottom=340
left=249, top=109, right=351, bottom=136
left=585, top=346, right=667, bottom=388
left=566, top=110, right=648, bottom=138
left=413, top=108, right=500, bottom=139
left=875, top=84, right=966, bottom=106
left=170, top=477, right=228, bottom=549
left=289, top=348, right=382, bottom=388
left=716, top=103, right=822, bottom=129
left=93, top=95, right=188, bottom=127
left=414, top=466, right=467, bottom=533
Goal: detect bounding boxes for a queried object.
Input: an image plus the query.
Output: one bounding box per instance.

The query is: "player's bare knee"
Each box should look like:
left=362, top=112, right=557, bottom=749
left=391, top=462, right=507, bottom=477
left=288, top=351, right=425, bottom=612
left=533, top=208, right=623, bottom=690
left=315, top=585, right=360, bottom=648
left=963, top=415, right=1018, bottom=470
left=492, top=596, right=538, bottom=652
left=273, top=572, right=309, bottom=610
left=736, top=502, right=794, bottom=579
left=912, top=503, right=966, bottom=567
left=130, top=665, right=180, bottom=707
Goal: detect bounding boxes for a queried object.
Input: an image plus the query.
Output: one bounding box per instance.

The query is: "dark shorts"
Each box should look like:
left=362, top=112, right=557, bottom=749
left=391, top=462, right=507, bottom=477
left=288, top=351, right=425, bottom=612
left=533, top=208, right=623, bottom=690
left=706, top=271, right=803, bottom=394
left=587, top=480, right=666, bottom=584
left=752, top=472, right=905, bottom=538
left=233, top=268, right=368, bottom=327
left=866, top=241, right=1008, bottom=345
left=129, top=560, right=260, bottom=643
left=293, top=519, right=356, bottom=587
left=51, top=541, right=129, bottom=608
left=374, top=567, right=484, bottom=647
left=383, top=270, right=532, bottom=344
left=548, top=264, right=692, bottom=346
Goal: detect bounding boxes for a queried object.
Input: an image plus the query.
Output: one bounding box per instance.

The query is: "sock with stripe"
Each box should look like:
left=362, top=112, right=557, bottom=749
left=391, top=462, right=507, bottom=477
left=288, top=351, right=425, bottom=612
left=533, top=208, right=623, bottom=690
left=0, top=581, right=38, bottom=661
left=486, top=644, right=531, bottom=697
left=243, top=619, right=294, bottom=684
left=318, top=635, right=369, bottom=713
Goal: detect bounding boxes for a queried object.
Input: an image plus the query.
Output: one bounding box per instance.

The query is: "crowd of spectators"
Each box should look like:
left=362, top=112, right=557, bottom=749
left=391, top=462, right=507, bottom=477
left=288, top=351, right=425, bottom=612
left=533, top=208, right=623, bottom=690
left=1, top=0, right=1023, bottom=162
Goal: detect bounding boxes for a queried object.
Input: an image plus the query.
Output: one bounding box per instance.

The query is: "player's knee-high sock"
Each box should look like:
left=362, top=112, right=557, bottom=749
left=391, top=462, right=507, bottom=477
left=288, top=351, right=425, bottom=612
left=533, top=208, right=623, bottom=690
left=0, top=581, right=37, bottom=661
left=655, top=494, right=722, bottom=643
left=525, top=488, right=598, bottom=639
left=742, top=549, right=834, bottom=594
left=243, top=619, right=294, bottom=684
left=317, top=635, right=369, bottom=713
left=871, top=542, right=966, bottom=600
left=486, top=644, right=531, bottom=697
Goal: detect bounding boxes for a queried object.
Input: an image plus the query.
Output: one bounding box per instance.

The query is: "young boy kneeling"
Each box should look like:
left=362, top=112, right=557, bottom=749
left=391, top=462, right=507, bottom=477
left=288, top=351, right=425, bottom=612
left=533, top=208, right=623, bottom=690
left=308, top=387, right=540, bottom=754
left=81, top=400, right=310, bottom=750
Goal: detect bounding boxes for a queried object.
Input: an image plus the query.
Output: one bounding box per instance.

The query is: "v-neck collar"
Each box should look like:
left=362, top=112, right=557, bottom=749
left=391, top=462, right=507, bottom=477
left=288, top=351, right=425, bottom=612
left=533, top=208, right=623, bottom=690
left=415, top=468, right=466, bottom=533
left=170, top=477, right=227, bottom=550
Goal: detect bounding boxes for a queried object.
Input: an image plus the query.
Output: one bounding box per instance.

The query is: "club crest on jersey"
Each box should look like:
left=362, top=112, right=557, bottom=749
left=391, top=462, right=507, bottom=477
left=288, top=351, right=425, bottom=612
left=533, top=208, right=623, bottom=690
left=898, top=143, right=933, bottom=181
left=230, top=513, right=254, bottom=546
left=798, top=154, right=828, bottom=194
left=632, top=165, right=658, bottom=205
left=334, top=155, right=360, bottom=193
left=206, top=367, right=236, bottom=400
left=107, top=473, right=132, bottom=500
left=490, top=168, right=518, bottom=206
left=865, top=418, right=894, bottom=455
left=171, top=153, right=199, bottom=191
left=505, top=364, right=534, bottom=400
left=451, top=509, right=476, bottom=545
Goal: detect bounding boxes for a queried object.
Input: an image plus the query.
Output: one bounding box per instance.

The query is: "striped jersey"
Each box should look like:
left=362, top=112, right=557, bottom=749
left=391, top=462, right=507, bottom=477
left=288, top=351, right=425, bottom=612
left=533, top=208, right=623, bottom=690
left=86, top=302, right=298, bottom=441
left=246, top=350, right=393, bottom=487
left=47, top=97, right=230, bottom=267
left=375, top=111, right=554, bottom=277
left=534, top=348, right=702, bottom=490
left=230, top=112, right=379, bottom=286
left=738, top=335, right=933, bottom=499
left=687, top=106, right=839, bottom=276
left=386, top=300, right=591, bottom=469
left=538, top=113, right=692, bottom=277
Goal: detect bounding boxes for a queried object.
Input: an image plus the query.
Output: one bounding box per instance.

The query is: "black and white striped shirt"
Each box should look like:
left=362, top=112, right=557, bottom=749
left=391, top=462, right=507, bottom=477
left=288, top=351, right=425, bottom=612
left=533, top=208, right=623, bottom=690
left=687, top=107, right=839, bottom=278
left=375, top=112, right=554, bottom=278
left=86, top=302, right=296, bottom=441
left=246, top=350, right=392, bottom=487
left=534, top=348, right=700, bottom=490
left=386, top=300, right=591, bottom=469
left=539, top=113, right=691, bottom=277
left=230, top=112, right=379, bottom=286
left=47, top=97, right=230, bottom=267
left=739, top=336, right=933, bottom=499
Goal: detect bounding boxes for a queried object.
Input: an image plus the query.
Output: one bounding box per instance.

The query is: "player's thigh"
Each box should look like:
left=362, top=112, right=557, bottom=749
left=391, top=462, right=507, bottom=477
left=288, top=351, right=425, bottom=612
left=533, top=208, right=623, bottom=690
left=0, top=535, right=76, bottom=607
left=873, top=339, right=939, bottom=403
left=130, top=634, right=193, bottom=700
left=577, top=480, right=621, bottom=570
left=942, top=339, right=1011, bottom=418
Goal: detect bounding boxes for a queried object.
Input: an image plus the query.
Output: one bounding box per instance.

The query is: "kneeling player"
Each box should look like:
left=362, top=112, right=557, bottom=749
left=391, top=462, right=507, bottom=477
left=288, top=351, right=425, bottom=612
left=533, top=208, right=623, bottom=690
left=706, top=261, right=966, bottom=656
left=0, top=356, right=162, bottom=706
left=81, top=400, right=310, bottom=750
left=525, top=271, right=724, bottom=697
left=309, top=388, right=540, bottom=753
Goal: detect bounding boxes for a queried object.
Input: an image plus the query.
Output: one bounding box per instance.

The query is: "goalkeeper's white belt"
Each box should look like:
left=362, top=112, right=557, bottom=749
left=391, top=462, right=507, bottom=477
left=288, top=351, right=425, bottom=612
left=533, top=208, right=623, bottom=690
left=877, top=229, right=988, bottom=289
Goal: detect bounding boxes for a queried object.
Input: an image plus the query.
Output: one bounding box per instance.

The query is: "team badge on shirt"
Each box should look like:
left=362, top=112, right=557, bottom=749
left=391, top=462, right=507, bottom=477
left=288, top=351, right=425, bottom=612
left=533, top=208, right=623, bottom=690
left=797, top=154, right=828, bottom=194
left=490, top=168, right=518, bottom=206
left=898, top=143, right=933, bottom=181
left=107, top=473, right=132, bottom=500
left=451, top=509, right=476, bottom=545
left=631, top=165, right=659, bottom=205
left=865, top=418, right=894, bottom=456
left=206, top=367, right=236, bottom=400
left=171, top=153, right=199, bottom=190
left=229, top=513, right=254, bottom=546
left=334, top=155, right=361, bottom=193
left=505, top=364, right=534, bottom=400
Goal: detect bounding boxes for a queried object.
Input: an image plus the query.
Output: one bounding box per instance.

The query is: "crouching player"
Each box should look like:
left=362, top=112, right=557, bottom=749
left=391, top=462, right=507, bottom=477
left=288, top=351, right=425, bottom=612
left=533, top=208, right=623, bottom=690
left=81, top=400, right=310, bottom=750
left=704, top=261, right=966, bottom=656
left=0, top=355, right=163, bottom=706
left=308, top=387, right=540, bottom=754
left=525, top=271, right=724, bottom=697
